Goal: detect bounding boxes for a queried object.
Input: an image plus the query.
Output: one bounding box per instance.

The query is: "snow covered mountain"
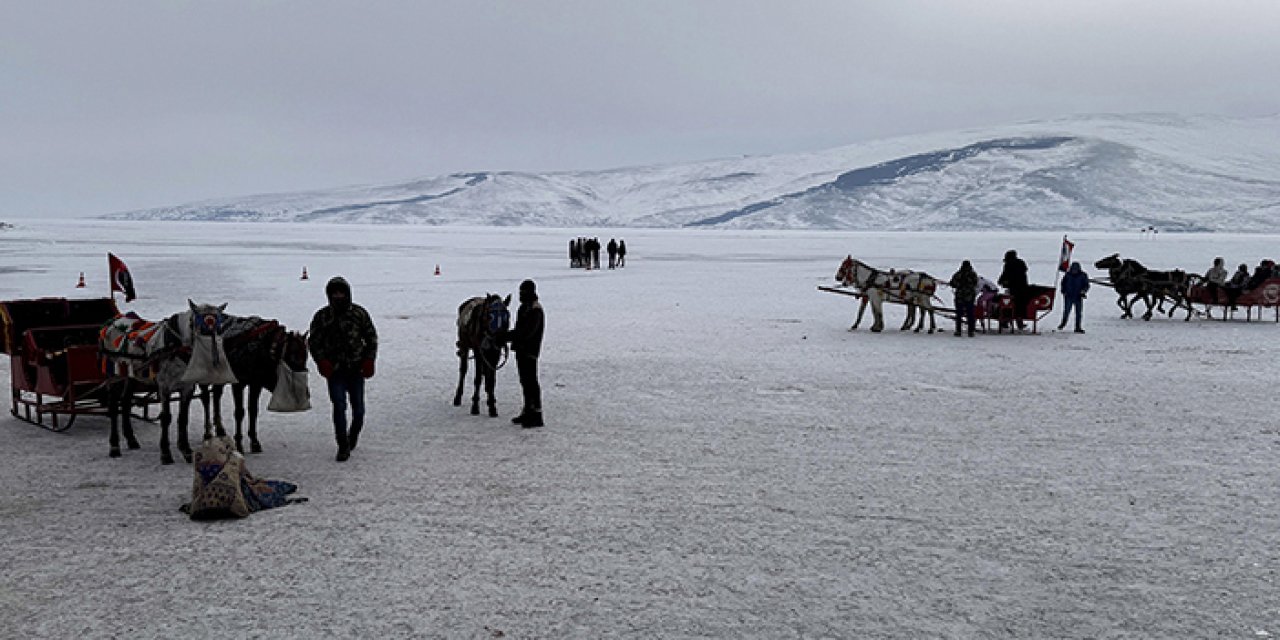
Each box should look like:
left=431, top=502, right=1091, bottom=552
left=106, top=113, right=1280, bottom=231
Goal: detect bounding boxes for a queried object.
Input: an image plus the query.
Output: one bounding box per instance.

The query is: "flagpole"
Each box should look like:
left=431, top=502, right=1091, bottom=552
left=1052, top=235, right=1066, bottom=292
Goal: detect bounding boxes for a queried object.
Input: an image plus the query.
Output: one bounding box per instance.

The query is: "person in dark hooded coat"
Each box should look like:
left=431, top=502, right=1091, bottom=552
left=308, top=276, right=378, bottom=461
left=506, top=279, right=545, bottom=428
left=998, top=250, right=1030, bottom=329
left=1058, top=262, right=1090, bottom=333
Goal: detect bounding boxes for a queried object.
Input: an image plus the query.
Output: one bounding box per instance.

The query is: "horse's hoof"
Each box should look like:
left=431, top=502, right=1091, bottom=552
left=126, top=439, right=140, bottom=450
left=453, top=398, right=462, bottom=407
left=109, top=448, right=121, bottom=458
left=250, top=442, right=263, bottom=454
left=488, top=408, right=499, bottom=418
left=161, top=456, right=174, bottom=465
left=470, top=406, right=480, bottom=416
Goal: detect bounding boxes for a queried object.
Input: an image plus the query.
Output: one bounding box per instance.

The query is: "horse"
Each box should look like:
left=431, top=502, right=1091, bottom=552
left=835, top=256, right=891, bottom=332
left=454, top=293, right=511, bottom=416
left=895, top=270, right=940, bottom=334
left=213, top=316, right=310, bottom=454
left=100, top=301, right=234, bottom=464
left=836, top=256, right=939, bottom=333
left=1095, top=254, right=1196, bottom=321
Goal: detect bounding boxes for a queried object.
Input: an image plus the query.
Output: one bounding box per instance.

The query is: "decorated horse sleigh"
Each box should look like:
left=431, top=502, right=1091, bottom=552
left=1, top=297, right=136, bottom=430
left=1094, top=254, right=1280, bottom=322
left=820, top=256, right=1057, bottom=334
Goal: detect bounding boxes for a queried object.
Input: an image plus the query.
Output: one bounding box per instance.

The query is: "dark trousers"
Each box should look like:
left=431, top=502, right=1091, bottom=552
left=617, top=254, right=625, bottom=267
left=516, top=353, right=541, bottom=413
left=1061, top=297, right=1083, bottom=329
left=608, top=252, right=617, bottom=269
left=954, top=299, right=975, bottom=334
left=327, top=370, right=365, bottom=447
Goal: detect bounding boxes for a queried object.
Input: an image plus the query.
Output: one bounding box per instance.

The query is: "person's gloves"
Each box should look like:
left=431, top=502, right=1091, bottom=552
left=360, top=358, right=376, bottom=379
left=317, top=359, right=334, bottom=379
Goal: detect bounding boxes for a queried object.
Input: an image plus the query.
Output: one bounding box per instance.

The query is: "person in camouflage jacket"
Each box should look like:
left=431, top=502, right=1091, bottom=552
left=308, top=276, right=378, bottom=461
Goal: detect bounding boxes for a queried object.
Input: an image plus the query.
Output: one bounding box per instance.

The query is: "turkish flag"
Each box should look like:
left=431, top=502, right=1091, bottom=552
left=108, top=253, right=137, bottom=302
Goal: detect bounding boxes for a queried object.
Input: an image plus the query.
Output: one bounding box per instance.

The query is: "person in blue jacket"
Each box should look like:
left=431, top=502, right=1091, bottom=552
left=1058, top=262, right=1090, bottom=333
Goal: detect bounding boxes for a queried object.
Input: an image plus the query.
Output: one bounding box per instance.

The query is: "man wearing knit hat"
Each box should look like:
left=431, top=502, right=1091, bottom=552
left=308, top=276, right=379, bottom=461
left=507, top=279, right=545, bottom=428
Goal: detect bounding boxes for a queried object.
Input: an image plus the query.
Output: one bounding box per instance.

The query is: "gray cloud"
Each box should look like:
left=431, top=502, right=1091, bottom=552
left=3, top=0, right=1279, bottom=217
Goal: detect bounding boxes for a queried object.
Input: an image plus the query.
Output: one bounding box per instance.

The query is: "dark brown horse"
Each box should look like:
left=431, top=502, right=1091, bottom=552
left=454, top=294, right=510, bottom=417
left=215, top=316, right=310, bottom=454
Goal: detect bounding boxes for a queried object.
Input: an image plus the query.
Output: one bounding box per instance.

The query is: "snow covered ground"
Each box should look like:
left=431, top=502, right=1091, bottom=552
left=1, top=220, right=1278, bottom=638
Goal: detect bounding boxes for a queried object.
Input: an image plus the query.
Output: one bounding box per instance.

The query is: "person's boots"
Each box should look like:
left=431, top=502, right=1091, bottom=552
left=511, top=410, right=526, bottom=425
left=335, top=433, right=350, bottom=462
left=347, top=426, right=361, bottom=451
left=522, top=409, right=544, bottom=428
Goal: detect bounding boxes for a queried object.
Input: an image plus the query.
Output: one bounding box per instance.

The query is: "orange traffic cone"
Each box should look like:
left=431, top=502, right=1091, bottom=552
left=75, top=272, right=86, bottom=288
left=301, top=266, right=309, bottom=280
left=434, top=264, right=441, bottom=277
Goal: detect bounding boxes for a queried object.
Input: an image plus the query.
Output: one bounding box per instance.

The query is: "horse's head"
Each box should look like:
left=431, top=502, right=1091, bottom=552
left=836, top=256, right=856, bottom=286
left=277, top=330, right=310, bottom=372
left=1095, top=254, right=1121, bottom=271
left=484, top=294, right=511, bottom=338
left=187, top=299, right=229, bottom=337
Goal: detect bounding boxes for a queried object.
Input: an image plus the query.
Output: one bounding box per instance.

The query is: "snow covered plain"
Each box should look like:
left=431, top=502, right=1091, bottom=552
left=1, top=220, right=1278, bottom=638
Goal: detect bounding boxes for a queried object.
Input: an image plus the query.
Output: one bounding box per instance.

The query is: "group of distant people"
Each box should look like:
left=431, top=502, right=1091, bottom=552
left=946, top=250, right=1091, bottom=336
left=1203, top=257, right=1276, bottom=311
left=570, top=237, right=626, bottom=270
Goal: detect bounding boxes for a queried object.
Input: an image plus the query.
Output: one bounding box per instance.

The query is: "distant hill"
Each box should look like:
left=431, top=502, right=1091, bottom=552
left=106, top=113, right=1280, bottom=231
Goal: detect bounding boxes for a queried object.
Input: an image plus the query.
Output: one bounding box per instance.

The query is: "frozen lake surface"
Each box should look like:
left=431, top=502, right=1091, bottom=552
left=1, top=220, right=1278, bottom=638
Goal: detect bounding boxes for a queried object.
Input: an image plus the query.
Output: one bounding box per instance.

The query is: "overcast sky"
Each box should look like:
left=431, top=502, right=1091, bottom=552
left=3, top=0, right=1279, bottom=218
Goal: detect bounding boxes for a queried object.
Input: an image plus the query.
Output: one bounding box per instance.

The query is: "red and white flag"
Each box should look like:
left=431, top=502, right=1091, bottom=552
left=108, top=253, right=137, bottom=302
left=1058, top=237, right=1075, bottom=272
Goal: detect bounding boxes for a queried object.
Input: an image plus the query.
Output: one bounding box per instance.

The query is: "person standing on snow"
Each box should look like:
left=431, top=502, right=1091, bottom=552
left=1058, top=262, right=1090, bottom=333
left=308, top=276, right=378, bottom=461
left=948, top=260, right=978, bottom=337
left=507, top=279, right=545, bottom=428
left=616, top=240, right=627, bottom=268
left=607, top=238, right=618, bottom=270
left=998, top=250, right=1030, bottom=330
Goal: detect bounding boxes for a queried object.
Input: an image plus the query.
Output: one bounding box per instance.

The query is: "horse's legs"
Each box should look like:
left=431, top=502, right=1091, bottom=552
left=900, top=302, right=914, bottom=331
left=470, top=358, right=482, bottom=415
left=454, top=347, right=468, bottom=406
left=232, top=383, right=247, bottom=453
left=120, top=379, right=139, bottom=450
left=483, top=362, right=498, bottom=417
left=247, top=385, right=263, bottom=453
left=108, top=380, right=123, bottom=458
left=206, top=384, right=226, bottom=438
left=176, top=386, right=194, bottom=463
left=159, top=390, right=176, bottom=465
left=921, top=300, right=936, bottom=334
left=869, top=292, right=885, bottom=332
left=851, top=298, right=868, bottom=331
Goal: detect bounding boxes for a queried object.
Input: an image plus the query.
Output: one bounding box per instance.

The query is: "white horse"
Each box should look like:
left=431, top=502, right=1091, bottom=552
left=895, top=271, right=940, bottom=334
left=835, top=256, right=939, bottom=334
left=835, top=256, right=892, bottom=332
left=100, top=301, right=235, bottom=464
